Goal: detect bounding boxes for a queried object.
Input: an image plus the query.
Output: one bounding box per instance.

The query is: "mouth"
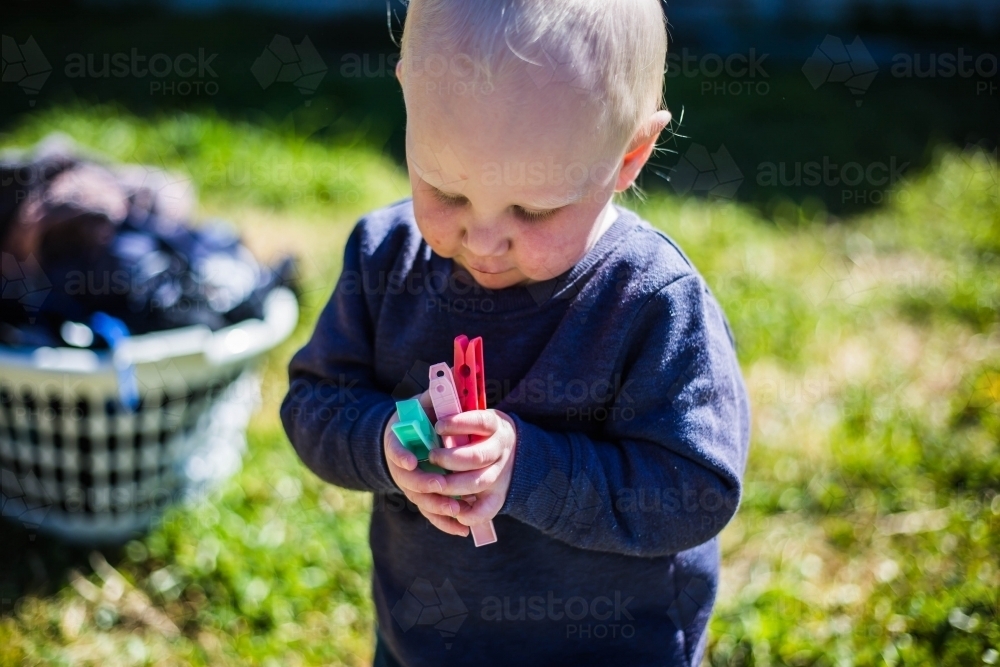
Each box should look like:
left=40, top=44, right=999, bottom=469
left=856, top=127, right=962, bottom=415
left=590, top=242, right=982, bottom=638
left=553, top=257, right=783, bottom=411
left=462, top=261, right=510, bottom=275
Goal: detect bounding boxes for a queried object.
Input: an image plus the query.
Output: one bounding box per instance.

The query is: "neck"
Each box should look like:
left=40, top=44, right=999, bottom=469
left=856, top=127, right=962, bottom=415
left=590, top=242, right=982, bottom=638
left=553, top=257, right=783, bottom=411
left=586, top=199, right=618, bottom=254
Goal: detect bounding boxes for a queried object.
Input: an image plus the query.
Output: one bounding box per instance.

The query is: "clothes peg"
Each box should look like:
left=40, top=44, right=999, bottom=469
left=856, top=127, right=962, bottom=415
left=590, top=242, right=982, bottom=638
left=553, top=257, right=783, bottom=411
left=391, top=398, right=447, bottom=474
left=428, top=362, right=469, bottom=449
left=440, top=338, right=498, bottom=547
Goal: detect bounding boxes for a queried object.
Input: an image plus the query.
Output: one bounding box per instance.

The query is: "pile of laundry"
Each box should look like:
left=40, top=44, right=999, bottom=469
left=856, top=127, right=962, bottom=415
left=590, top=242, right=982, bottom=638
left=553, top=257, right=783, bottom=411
left=0, top=134, right=300, bottom=351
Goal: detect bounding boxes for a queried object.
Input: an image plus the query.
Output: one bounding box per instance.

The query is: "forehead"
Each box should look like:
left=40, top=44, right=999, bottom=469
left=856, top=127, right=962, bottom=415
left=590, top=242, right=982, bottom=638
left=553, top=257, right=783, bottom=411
left=403, top=67, right=616, bottom=200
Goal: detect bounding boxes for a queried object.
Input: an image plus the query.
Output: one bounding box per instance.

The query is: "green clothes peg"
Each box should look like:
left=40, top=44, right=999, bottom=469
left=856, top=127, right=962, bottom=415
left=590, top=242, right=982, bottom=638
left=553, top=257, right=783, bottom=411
left=391, top=399, right=448, bottom=474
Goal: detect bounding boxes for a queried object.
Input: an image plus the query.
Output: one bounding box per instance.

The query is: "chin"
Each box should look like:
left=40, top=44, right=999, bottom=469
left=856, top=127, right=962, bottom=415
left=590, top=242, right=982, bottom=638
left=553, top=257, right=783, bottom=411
left=472, top=274, right=515, bottom=289
left=468, top=268, right=524, bottom=290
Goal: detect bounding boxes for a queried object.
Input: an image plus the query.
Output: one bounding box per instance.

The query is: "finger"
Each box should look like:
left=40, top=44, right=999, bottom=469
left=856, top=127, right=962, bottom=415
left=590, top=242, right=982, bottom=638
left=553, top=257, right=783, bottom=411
left=384, top=430, right=418, bottom=471
left=455, top=492, right=504, bottom=526
left=428, top=437, right=501, bottom=471
left=421, top=508, right=470, bottom=537
left=391, top=464, right=450, bottom=495
left=402, top=489, right=462, bottom=517
left=438, top=465, right=501, bottom=497
left=417, top=388, right=437, bottom=423
left=434, top=410, right=502, bottom=437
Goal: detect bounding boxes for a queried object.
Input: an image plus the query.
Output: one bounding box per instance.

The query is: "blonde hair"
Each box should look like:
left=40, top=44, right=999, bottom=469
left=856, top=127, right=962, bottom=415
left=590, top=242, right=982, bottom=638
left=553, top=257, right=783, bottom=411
left=399, top=0, right=668, bottom=160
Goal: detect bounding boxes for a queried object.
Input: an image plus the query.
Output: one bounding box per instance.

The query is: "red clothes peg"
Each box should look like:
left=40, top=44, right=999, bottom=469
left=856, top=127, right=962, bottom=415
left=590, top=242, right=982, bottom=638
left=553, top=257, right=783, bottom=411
left=421, top=335, right=497, bottom=547
left=453, top=334, right=486, bottom=412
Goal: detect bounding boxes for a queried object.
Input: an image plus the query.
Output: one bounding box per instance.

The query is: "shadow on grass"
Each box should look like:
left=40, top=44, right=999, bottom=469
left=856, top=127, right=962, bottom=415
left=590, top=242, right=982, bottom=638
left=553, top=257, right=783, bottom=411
left=0, top=518, right=126, bottom=617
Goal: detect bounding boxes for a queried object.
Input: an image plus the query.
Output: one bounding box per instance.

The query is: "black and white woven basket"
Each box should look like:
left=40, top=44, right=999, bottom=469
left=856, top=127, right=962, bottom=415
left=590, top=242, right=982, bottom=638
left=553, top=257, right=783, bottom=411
left=0, top=286, right=298, bottom=543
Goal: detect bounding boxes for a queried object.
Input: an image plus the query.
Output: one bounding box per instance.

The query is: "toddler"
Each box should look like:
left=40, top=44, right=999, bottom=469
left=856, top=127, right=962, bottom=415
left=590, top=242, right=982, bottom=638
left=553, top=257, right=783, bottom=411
left=280, top=1, right=751, bottom=665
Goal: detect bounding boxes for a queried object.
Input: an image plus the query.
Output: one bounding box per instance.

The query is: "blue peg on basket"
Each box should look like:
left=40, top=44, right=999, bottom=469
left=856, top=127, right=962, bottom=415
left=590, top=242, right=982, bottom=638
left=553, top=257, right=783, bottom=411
left=88, top=311, right=140, bottom=412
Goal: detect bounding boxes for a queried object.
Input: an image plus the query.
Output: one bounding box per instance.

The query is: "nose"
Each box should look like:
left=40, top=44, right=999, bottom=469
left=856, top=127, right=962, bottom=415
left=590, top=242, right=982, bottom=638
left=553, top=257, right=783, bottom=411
left=462, top=218, right=509, bottom=258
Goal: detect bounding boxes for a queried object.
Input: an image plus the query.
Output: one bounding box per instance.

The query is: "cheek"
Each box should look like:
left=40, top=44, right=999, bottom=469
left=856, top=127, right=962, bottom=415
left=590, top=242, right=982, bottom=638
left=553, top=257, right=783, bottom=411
left=412, top=192, right=462, bottom=255
left=514, top=223, right=584, bottom=279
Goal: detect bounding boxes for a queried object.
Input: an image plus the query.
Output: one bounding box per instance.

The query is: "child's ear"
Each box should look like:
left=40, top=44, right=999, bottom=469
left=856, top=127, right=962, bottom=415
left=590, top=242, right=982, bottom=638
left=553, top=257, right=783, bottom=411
left=614, top=109, right=672, bottom=192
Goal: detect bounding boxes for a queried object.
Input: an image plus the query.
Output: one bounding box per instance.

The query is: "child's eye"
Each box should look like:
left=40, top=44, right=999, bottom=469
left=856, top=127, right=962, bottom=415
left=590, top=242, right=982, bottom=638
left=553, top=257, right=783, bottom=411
left=431, top=188, right=466, bottom=207
left=430, top=187, right=558, bottom=221
left=514, top=206, right=558, bottom=222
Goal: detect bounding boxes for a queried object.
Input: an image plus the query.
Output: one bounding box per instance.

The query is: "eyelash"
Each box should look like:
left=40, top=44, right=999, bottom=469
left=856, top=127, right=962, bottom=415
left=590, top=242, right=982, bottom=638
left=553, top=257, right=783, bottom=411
left=515, top=207, right=557, bottom=221
left=430, top=188, right=558, bottom=221
left=431, top=188, right=465, bottom=207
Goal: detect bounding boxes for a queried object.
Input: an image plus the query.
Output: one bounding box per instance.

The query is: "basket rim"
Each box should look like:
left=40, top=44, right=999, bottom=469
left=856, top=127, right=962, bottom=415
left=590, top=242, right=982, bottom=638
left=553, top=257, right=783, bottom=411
left=0, top=286, right=298, bottom=374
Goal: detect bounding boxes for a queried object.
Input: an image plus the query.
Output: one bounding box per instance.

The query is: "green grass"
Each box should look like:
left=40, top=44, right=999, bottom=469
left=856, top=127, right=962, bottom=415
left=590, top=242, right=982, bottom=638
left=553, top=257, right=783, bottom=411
left=646, top=145, right=1000, bottom=666
left=1, top=106, right=998, bottom=666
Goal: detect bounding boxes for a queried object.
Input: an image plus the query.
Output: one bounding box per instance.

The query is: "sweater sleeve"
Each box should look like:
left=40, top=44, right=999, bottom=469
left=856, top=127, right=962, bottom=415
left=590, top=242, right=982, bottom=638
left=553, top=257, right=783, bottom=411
left=279, top=220, right=400, bottom=494
left=497, top=273, right=751, bottom=557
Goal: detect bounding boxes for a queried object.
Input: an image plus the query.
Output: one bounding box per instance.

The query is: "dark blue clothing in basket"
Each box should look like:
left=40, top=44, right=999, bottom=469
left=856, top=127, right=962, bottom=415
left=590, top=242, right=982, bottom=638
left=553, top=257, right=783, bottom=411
left=280, top=197, right=751, bottom=667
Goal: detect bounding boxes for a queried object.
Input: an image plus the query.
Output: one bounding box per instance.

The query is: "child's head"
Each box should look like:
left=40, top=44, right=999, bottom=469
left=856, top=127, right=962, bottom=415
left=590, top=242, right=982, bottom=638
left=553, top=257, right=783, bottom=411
left=396, top=0, right=670, bottom=289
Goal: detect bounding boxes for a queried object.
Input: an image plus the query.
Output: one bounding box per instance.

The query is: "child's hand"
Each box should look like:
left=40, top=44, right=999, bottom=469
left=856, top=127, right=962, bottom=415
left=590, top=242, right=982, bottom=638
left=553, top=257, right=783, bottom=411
left=383, top=388, right=473, bottom=537
left=428, top=409, right=518, bottom=531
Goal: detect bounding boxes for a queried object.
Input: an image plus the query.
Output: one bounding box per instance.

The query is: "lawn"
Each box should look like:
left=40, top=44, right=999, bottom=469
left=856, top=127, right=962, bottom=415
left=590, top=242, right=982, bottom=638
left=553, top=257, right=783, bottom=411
left=0, top=106, right=997, bottom=666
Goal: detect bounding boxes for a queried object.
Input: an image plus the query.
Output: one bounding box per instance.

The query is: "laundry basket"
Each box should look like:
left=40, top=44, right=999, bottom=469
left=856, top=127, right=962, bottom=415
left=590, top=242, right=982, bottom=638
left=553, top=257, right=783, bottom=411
left=0, top=286, right=298, bottom=543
